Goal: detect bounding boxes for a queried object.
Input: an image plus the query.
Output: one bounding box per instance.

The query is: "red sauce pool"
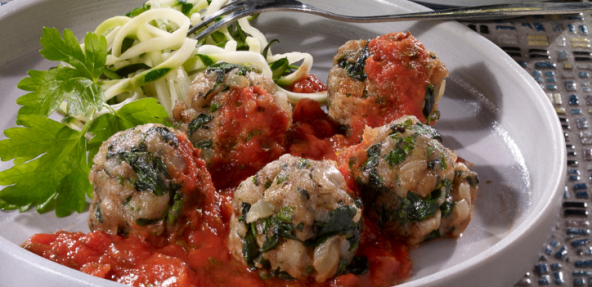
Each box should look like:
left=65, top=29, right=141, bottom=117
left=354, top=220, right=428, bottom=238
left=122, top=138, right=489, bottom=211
left=23, top=88, right=412, bottom=286
left=288, top=75, right=328, bottom=94
left=208, top=85, right=291, bottom=189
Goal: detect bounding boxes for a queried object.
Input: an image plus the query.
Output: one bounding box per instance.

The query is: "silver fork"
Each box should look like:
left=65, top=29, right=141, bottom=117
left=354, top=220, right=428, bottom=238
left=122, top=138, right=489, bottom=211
left=187, top=0, right=592, bottom=40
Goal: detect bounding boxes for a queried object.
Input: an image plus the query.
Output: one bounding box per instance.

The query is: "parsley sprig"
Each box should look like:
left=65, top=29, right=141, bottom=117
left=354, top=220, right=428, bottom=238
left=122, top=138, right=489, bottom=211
left=0, top=28, right=170, bottom=216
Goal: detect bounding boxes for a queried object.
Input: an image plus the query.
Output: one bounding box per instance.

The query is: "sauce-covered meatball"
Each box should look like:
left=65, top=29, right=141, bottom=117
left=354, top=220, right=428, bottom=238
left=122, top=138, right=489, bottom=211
left=88, top=124, right=213, bottom=239
left=327, top=32, right=449, bottom=142
left=339, top=116, right=478, bottom=247
left=228, top=154, right=362, bottom=282
left=173, top=63, right=292, bottom=188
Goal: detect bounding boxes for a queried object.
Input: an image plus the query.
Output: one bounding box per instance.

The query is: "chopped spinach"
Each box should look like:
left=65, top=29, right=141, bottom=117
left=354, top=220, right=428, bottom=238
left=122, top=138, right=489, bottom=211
left=206, top=62, right=242, bottom=74
left=242, top=224, right=259, bottom=269
left=209, top=102, right=220, bottom=113
left=116, top=151, right=169, bottom=196
left=204, top=62, right=238, bottom=98
left=414, top=122, right=442, bottom=142
left=305, top=206, right=360, bottom=249
left=148, top=126, right=178, bottom=146
left=338, top=44, right=369, bottom=81
left=260, top=234, right=279, bottom=253
left=386, top=148, right=405, bottom=167
left=296, top=159, right=310, bottom=169
left=196, top=139, right=212, bottom=149
left=253, top=174, right=259, bottom=186
left=422, top=84, right=435, bottom=120
left=440, top=201, right=455, bottom=218
left=297, top=187, right=310, bottom=200
left=188, top=114, right=213, bottom=134
left=95, top=202, right=103, bottom=223
left=272, top=267, right=295, bottom=280
left=136, top=218, right=161, bottom=226
left=315, top=206, right=357, bottom=237
left=395, top=192, right=440, bottom=225
left=166, top=191, right=183, bottom=225
left=264, top=178, right=272, bottom=189
left=363, top=144, right=381, bottom=171
left=276, top=171, right=289, bottom=185
left=390, top=119, right=414, bottom=133
left=466, top=174, right=479, bottom=187
left=277, top=206, right=294, bottom=223
left=123, top=196, right=132, bottom=205
left=240, top=202, right=251, bottom=223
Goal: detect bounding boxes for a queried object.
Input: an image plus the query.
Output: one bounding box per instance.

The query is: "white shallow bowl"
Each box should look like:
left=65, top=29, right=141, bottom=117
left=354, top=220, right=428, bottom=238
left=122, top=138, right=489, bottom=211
left=0, top=0, right=565, bottom=286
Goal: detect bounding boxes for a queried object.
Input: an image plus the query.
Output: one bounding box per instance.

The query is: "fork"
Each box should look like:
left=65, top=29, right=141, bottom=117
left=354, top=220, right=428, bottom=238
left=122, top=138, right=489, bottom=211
left=187, top=0, right=592, bottom=40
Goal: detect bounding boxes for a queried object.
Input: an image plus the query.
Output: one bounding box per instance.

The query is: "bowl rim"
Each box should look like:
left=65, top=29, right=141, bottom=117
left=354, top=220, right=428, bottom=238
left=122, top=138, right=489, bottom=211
left=0, top=0, right=566, bottom=286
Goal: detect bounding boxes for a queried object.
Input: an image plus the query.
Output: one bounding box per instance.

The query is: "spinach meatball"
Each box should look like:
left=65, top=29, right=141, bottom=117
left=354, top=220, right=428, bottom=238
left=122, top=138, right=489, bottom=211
left=339, top=116, right=478, bottom=247
left=327, top=32, right=449, bottom=141
left=88, top=124, right=212, bottom=239
left=172, top=63, right=292, bottom=188
left=227, top=154, right=362, bottom=282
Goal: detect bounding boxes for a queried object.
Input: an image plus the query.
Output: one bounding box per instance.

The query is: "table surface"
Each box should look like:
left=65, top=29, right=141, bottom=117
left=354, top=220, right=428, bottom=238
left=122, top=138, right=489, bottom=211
left=453, top=9, right=591, bottom=287
left=0, top=0, right=590, bottom=286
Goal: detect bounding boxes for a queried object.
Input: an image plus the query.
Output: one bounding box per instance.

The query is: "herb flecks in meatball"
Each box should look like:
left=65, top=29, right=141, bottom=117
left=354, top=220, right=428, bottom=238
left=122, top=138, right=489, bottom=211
left=339, top=116, right=478, bottom=247
left=327, top=32, right=449, bottom=142
left=228, top=154, right=364, bottom=283
left=173, top=62, right=292, bottom=188
left=88, top=124, right=212, bottom=240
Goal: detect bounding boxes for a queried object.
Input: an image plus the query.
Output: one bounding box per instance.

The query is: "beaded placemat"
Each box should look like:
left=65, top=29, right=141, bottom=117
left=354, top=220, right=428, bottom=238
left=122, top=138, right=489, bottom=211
left=458, top=11, right=592, bottom=287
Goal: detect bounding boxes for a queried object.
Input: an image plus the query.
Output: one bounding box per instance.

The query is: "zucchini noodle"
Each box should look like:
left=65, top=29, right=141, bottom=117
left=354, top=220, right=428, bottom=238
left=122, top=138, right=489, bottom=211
left=62, top=0, right=327, bottom=130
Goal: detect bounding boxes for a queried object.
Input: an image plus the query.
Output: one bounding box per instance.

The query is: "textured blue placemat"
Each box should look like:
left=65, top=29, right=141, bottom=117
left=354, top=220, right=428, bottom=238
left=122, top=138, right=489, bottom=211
left=460, top=12, right=592, bottom=287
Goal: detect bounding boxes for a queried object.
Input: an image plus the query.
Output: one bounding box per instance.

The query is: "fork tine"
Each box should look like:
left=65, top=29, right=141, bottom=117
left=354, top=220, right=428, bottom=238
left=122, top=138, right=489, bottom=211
left=190, top=9, right=253, bottom=41
left=187, top=2, right=248, bottom=36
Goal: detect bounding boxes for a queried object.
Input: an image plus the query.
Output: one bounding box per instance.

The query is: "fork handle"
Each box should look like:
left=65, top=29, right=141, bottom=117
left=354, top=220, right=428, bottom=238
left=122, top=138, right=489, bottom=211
left=189, top=1, right=592, bottom=40
left=277, top=2, right=592, bottom=22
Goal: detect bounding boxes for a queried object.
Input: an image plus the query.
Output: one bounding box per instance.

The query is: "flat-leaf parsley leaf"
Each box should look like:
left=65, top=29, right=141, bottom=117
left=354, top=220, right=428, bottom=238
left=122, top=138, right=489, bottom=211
left=0, top=115, right=91, bottom=217
left=16, top=28, right=106, bottom=119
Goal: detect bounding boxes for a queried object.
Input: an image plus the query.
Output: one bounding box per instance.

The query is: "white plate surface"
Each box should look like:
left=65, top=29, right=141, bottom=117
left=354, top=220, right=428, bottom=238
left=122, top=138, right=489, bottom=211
left=0, top=0, right=565, bottom=286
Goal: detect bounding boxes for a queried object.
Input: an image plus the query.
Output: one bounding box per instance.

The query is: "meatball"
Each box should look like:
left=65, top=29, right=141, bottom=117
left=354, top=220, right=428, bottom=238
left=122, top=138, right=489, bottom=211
left=227, top=154, right=362, bottom=283
left=327, top=32, right=449, bottom=141
left=173, top=63, right=292, bottom=188
left=88, top=124, right=212, bottom=239
left=339, top=116, right=478, bottom=247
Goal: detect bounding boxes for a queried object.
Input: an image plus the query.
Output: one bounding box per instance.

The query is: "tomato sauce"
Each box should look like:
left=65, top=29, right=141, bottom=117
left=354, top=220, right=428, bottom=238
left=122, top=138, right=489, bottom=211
left=208, top=86, right=291, bottom=189
left=288, top=75, right=328, bottom=94
left=346, top=32, right=433, bottom=142
left=24, top=212, right=410, bottom=287
left=24, top=89, right=412, bottom=287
